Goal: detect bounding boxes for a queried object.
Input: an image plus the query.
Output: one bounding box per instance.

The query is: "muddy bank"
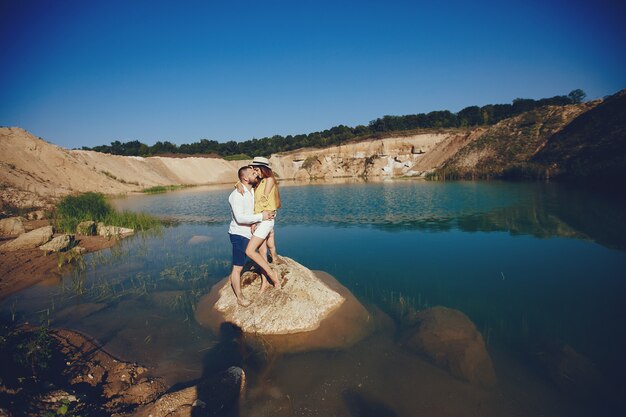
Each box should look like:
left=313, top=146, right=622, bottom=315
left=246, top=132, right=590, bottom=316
left=0, top=324, right=168, bottom=416
left=0, top=220, right=119, bottom=301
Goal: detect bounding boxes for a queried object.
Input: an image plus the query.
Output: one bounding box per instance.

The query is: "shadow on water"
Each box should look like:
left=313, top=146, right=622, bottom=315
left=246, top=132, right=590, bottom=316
left=189, top=322, right=244, bottom=417
left=342, top=388, right=399, bottom=417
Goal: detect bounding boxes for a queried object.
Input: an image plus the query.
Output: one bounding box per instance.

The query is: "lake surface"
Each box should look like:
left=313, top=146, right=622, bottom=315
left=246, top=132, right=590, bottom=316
left=4, top=180, right=626, bottom=416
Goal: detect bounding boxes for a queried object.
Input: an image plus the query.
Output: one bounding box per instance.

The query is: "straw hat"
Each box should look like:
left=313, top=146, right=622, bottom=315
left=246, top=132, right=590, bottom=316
left=250, top=156, right=271, bottom=168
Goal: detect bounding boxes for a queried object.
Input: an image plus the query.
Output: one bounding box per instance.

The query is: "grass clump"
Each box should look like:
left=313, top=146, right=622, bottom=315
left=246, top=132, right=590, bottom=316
left=54, top=192, right=161, bottom=233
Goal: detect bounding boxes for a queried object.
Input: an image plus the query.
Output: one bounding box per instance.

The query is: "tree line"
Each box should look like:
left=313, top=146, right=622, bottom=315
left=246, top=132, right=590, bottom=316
left=82, top=89, right=586, bottom=158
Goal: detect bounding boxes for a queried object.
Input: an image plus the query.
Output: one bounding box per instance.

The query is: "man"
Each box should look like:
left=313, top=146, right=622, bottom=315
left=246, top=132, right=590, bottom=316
left=228, top=165, right=273, bottom=306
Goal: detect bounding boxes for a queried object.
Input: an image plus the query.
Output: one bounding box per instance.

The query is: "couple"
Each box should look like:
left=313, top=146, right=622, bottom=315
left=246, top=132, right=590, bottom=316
left=227, top=156, right=282, bottom=307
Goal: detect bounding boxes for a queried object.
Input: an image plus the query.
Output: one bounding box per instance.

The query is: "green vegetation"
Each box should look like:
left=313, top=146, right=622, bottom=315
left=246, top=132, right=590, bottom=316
left=223, top=153, right=251, bottom=161
left=142, top=185, right=189, bottom=194
left=81, top=90, right=585, bottom=158
left=0, top=322, right=53, bottom=382
left=54, top=192, right=161, bottom=233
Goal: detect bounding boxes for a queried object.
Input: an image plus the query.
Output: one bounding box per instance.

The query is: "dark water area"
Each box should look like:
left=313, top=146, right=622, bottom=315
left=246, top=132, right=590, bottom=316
left=3, top=180, right=626, bottom=416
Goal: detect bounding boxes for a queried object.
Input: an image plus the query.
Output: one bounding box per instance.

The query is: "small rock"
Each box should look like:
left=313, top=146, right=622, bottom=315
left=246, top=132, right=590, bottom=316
left=71, top=246, right=87, bottom=255
left=192, top=399, right=206, bottom=408
left=0, top=216, right=26, bottom=236
left=27, top=210, right=46, bottom=220
left=76, top=220, right=96, bottom=236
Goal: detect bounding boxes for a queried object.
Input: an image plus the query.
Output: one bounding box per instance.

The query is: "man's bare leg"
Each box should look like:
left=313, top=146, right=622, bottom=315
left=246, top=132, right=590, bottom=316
left=230, top=265, right=251, bottom=306
left=246, top=236, right=281, bottom=290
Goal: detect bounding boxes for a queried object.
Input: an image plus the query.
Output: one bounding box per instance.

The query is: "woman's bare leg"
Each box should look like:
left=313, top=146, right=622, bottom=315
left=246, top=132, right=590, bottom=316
left=259, top=239, right=269, bottom=262
left=246, top=236, right=281, bottom=289
left=257, top=240, right=271, bottom=292
left=266, top=230, right=278, bottom=263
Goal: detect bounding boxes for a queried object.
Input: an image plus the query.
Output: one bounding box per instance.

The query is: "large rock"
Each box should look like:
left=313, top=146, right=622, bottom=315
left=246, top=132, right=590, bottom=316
left=401, top=306, right=497, bottom=387
left=97, top=222, right=134, bottom=238
left=39, top=234, right=74, bottom=253
left=76, top=220, right=96, bottom=235
left=0, top=216, right=26, bottom=235
left=196, top=257, right=373, bottom=352
left=0, top=225, right=53, bottom=251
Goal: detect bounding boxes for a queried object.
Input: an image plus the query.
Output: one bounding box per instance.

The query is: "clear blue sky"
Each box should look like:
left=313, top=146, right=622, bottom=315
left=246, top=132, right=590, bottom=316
left=1, top=0, right=624, bottom=149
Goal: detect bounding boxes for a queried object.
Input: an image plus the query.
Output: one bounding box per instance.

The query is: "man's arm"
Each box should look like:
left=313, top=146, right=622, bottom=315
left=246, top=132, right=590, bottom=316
left=229, top=193, right=263, bottom=225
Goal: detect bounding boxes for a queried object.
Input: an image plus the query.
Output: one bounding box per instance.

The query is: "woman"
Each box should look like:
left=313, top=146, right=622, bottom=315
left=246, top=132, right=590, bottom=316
left=245, top=157, right=282, bottom=290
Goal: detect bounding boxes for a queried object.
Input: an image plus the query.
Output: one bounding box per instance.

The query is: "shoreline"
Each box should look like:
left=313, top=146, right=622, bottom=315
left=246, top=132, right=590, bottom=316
left=0, top=219, right=121, bottom=302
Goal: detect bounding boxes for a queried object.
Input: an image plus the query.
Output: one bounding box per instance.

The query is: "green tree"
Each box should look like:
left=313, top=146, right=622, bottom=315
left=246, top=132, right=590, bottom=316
left=568, top=89, right=586, bottom=104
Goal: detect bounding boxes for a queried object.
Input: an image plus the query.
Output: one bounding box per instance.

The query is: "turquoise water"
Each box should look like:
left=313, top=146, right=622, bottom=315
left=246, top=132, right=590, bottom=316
left=4, top=180, right=626, bottom=415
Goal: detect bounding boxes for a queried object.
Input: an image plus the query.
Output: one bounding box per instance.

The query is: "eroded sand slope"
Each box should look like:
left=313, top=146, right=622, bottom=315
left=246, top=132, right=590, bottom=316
left=0, top=127, right=241, bottom=207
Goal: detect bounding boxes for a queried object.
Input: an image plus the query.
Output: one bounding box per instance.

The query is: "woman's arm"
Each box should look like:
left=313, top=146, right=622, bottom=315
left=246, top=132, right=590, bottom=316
left=263, top=177, right=275, bottom=199
left=257, top=177, right=275, bottom=208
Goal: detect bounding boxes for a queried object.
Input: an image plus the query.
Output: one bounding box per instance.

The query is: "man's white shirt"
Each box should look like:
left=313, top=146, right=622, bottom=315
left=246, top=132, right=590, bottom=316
left=228, top=185, right=262, bottom=238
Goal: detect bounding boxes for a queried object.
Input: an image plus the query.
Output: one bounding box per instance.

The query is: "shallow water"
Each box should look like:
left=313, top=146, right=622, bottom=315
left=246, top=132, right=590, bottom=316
left=3, top=180, right=626, bottom=415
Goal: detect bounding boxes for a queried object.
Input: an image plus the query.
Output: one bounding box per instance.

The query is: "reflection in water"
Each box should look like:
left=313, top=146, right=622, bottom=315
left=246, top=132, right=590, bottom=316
left=112, top=181, right=626, bottom=251
left=3, top=180, right=626, bottom=415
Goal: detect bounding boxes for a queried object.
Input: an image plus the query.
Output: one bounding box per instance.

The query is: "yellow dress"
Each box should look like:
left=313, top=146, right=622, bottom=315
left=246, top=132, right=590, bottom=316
left=254, top=178, right=279, bottom=213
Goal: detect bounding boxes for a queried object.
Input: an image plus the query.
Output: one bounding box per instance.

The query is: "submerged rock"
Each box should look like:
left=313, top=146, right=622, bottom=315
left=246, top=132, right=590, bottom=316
left=187, top=235, right=212, bottom=245
left=39, top=234, right=74, bottom=253
left=401, top=306, right=497, bottom=387
left=0, top=225, right=53, bottom=251
left=0, top=216, right=26, bottom=235
left=196, top=256, right=373, bottom=352
left=533, top=342, right=604, bottom=400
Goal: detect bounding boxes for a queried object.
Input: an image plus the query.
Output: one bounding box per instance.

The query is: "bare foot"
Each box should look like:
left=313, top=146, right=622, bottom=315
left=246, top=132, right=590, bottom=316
left=259, top=279, right=269, bottom=294
left=269, top=270, right=282, bottom=290
left=237, top=297, right=252, bottom=307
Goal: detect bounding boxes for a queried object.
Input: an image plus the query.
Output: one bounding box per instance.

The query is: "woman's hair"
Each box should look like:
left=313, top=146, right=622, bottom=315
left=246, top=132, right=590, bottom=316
left=257, top=165, right=273, bottom=179
left=257, top=165, right=281, bottom=208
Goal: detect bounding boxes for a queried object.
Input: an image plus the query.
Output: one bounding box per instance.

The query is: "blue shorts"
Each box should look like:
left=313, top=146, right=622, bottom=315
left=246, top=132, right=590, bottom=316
left=229, top=233, right=250, bottom=267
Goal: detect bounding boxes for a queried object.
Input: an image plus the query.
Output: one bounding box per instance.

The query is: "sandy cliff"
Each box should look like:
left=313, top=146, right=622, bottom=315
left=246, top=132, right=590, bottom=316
left=2, top=127, right=482, bottom=208
left=270, top=131, right=478, bottom=180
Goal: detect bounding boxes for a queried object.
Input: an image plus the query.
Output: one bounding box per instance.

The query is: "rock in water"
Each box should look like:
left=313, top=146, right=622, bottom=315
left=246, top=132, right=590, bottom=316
left=196, top=256, right=373, bottom=352
left=187, top=235, right=212, bottom=245
left=0, top=216, right=26, bottom=235
left=401, top=306, right=497, bottom=387
left=96, top=222, right=134, bottom=238
left=0, top=225, right=53, bottom=251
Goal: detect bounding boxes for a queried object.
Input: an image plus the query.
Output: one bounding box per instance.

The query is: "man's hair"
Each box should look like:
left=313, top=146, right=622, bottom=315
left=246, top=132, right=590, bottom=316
left=238, top=166, right=251, bottom=181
